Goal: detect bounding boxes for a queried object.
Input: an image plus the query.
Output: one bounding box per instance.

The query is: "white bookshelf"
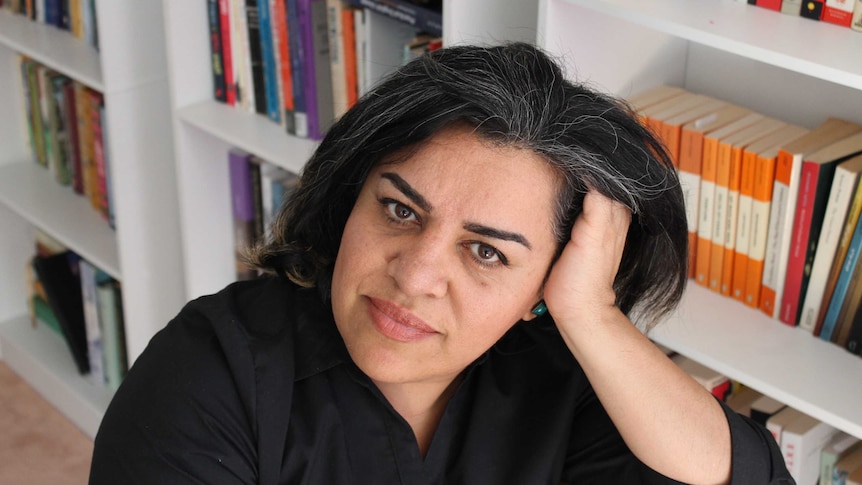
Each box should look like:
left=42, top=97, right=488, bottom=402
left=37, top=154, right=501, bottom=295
left=538, top=0, right=862, bottom=440
left=162, top=0, right=539, bottom=301
left=0, top=1, right=186, bottom=438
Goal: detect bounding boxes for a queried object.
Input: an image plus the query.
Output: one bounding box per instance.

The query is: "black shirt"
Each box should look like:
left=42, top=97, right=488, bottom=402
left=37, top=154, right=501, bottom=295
left=90, top=277, right=793, bottom=484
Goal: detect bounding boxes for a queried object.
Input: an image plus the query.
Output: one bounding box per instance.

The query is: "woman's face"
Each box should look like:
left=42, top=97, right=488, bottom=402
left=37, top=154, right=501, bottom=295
left=330, top=126, right=561, bottom=389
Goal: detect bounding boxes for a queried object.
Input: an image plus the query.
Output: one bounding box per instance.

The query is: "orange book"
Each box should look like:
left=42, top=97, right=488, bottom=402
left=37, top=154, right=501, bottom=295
left=678, top=105, right=753, bottom=278
left=639, top=93, right=712, bottom=147
left=628, top=85, right=689, bottom=122
left=695, top=113, right=766, bottom=287
left=760, top=119, right=862, bottom=318
left=709, top=118, right=785, bottom=294
left=660, top=98, right=727, bottom=167
left=732, top=125, right=808, bottom=303
left=341, top=5, right=358, bottom=109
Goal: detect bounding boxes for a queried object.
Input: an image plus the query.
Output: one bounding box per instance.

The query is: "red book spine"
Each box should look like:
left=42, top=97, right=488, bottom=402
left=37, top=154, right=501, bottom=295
left=780, top=162, right=819, bottom=325
left=219, top=0, right=236, bottom=105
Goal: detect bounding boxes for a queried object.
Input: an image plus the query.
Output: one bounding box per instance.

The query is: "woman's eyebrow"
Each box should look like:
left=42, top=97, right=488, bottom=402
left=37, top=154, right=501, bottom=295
left=380, top=172, right=432, bottom=212
left=463, top=223, right=532, bottom=250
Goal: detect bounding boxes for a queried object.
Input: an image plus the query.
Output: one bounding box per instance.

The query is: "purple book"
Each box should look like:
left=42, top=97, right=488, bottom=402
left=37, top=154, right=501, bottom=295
left=228, top=148, right=257, bottom=280
left=297, top=0, right=334, bottom=140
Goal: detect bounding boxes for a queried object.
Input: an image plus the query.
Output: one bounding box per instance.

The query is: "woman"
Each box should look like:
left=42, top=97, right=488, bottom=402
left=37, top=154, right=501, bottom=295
left=90, top=43, right=792, bottom=484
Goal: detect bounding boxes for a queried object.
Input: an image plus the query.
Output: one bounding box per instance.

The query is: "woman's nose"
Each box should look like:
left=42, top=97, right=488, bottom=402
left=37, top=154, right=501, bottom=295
left=387, top=231, right=451, bottom=299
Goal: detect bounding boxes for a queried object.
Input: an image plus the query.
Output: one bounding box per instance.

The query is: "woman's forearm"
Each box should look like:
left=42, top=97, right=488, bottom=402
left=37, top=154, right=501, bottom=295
left=557, top=307, right=732, bottom=485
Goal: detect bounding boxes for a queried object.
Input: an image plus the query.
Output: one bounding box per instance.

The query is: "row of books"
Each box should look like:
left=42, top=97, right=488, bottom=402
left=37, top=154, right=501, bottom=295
left=207, top=0, right=442, bottom=140
left=664, top=347, right=862, bottom=484
left=739, top=0, right=862, bottom=31
left=629, top=85, right=862, bottom=357
left=228, top=147, right=300, bottom=280
left=19, top=56, right=114, bottom=228
left=28, top=230, right=127, bottom=391
left=1, top=0, right=100, bottom=50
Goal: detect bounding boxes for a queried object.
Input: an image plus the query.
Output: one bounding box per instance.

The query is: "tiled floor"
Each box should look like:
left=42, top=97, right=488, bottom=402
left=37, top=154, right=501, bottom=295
left=0, top=361, right=92, bottom=484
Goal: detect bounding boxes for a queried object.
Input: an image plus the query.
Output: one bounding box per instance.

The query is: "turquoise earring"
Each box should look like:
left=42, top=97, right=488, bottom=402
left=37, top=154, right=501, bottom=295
left=531, top=301, right=547, bottom=316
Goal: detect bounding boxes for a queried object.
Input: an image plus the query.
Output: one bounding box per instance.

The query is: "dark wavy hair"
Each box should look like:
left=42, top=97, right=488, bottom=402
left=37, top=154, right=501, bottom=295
left=249, top=42, right=688, bottom=331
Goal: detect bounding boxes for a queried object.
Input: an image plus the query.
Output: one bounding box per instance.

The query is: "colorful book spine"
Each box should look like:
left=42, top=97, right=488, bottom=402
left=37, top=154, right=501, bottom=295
left=246, top=0, right=268, bottom=115
left=819, top=212, right=862, bottom=341
left=272, top=0, right=295, bottom=133
left=258, top=0, right=282, bottom=123
left=228, top=148, right=258, bottom=281
left=62, top=81, right=83, bottom=195
left=96, top=277, right=127, bottom=391
left=732, top=147, right=758, bottom=301
left=208, top=0, right=227, bottom=102
left=219, top=0, right=236, bottom=105
left=286, top=0, right=308, bottom=137
left=822, top=0, right=855, bottom=26
left=800, top=157, right=862, bottom=332
left=297, top=0, right=334, bottom=140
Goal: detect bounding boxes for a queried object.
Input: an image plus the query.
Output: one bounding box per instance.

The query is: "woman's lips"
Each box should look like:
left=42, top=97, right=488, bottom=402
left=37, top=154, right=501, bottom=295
left=367, top=297, right=438, bottom=342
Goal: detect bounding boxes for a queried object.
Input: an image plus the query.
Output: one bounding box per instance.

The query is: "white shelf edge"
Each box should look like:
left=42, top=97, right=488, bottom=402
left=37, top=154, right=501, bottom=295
left=0, top=9, right=103, bottom=92
left=177, top=100, right=318, bottom=175
left=0, top=315, right=113, bottom=439
left=560, top=0, right=862, bottom=91
left=0, top=162, right=120, bottom=279
left=650, top=283, right=862, bottom=440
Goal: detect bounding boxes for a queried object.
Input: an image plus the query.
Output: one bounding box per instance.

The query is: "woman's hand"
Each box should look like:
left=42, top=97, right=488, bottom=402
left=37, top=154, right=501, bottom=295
left=541, top=190, right=732, bottom=485
left=543, top=189, right=630, bottom=339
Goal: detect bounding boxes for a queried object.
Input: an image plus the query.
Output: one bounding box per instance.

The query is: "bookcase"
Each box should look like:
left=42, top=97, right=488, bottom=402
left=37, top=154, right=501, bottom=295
left=161, top=0, right=539, bottom=301
left=0, top=2, right=186, bottom=438
left=536, top=0, right=862, bottom=439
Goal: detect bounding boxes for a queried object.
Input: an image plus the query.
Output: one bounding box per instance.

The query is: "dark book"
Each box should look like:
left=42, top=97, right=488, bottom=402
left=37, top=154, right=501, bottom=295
left=228, top=148, right=258, bottom=281
left=208, top=0, right=227, bottom=102
left=32, top=252, right=90, bottom=374
left=343, top=0, right=441, bottom=36
left=800, top=0, right=825, bottom=19
left=62, top=81, right=83, bottom=194
left=246, top=0, right=269, bottom=115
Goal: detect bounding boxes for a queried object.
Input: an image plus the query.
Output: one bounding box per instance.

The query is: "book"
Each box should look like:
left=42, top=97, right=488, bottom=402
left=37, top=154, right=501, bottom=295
left=208, top=0, right=227, bottom=102
left=834, top=445, right=862, bottom=485
left=88, top=89, right=108, bottom=219
left=286, top=0, right=309, bottom=137
left=750, top=394, right=787, bottom=428
left=670, top=354, right=731, bottom=400
left=800, top=0, right=825, bottom=19
left=20, top=58, right=47, bottom=168
left=780, top=412, right=839, bottom=485
left=96, top=277, right=127, bottom=391
left=781, top=0, right=803, bottom=14
left=694, top=112, right=766, bottom=287
left=78, top=258, right=104, bottom=386
left=340, top=4, right=358, bottom=110
left=326, top=0, right=349, bottom=119
left=853, top=0, right=862, bottom=31
left=815, top=174, right=862, bottom=337
left=709, top=118, right=785, bottom=295
left=780, top=131, right=862, bottom=326
left=741, top=125, right=810, bottom=307
left=823, top=0, right=855, bottom=26
left=819, top=207, right=862, bottom=342
left=766, top=405, right=800, bottom=446
left=232, top=0, right=256, bottom=112
left=246, top=0, right=268, bottom=115
left=354, top=7, right=416, bottom=96
left=219, top=0, right=236, bottom=105
left=800, top=154, right=862, bottom=332
left=678, top=105, right=753, bottom=279
left=755, top=0, right=783, bottom=10
left=627, top=85, right=688, bottom=123
left=297, top=0, right=335, bottom=140
left=48, top=72, right=74, bottom=187
left=834, top=256, right=862, bottom=350
left=62, top=81, right=83, bottom=195
left=640, top=94, right=716, bottom=151
left=725, top=385, right=763, bottom=417
left=760, top=119, right=862, bottom=319
left=343, top=0, right=442, bottom=37
left=258, top=0, right=282, bottom=123
left=272, top=0, right=294, bottom=130
left=733, top=124, right=808, bottom=303
left=228, top=148, right=258, bottom=280
left=820, top=432, right=861, bottom=485
left=32, top=251, right=90, bottom=375
left=659, top=98, right=727, bottom=167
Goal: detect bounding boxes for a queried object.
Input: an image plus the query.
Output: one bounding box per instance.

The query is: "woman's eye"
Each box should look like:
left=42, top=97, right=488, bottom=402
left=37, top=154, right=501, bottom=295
left=468, top=242, right=506, bottom=266
left=385, top=200, right=417, bottom=222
